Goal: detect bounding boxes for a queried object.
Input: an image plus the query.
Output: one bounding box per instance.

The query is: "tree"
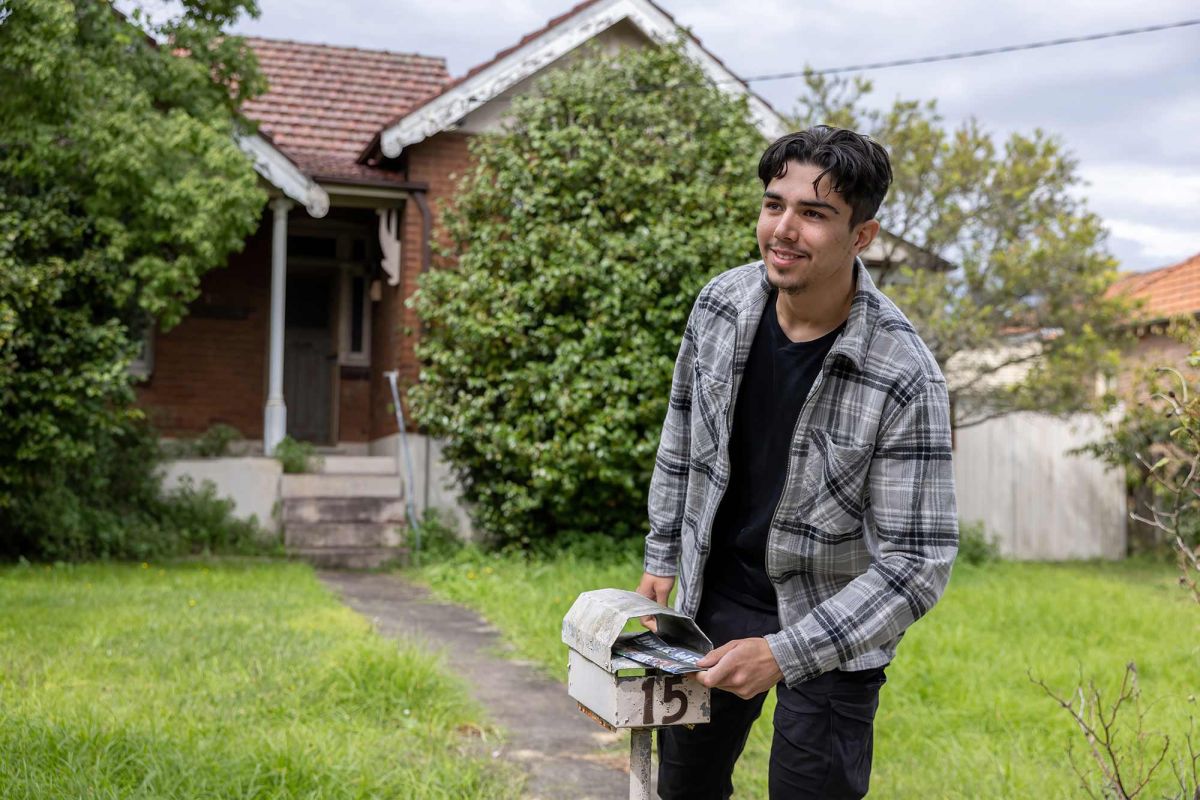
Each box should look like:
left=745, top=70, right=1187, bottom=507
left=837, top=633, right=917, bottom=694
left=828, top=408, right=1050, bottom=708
left=411, top=44, right=763, bottom=546
left=0, top=1, right=265, bottom=556
left=795, top=72, right=1133, bottom=427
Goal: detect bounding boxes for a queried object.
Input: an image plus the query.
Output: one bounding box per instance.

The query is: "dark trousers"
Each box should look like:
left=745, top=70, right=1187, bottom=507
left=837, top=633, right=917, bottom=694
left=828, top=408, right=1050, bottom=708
left=657, top=592, right=887, bottom=799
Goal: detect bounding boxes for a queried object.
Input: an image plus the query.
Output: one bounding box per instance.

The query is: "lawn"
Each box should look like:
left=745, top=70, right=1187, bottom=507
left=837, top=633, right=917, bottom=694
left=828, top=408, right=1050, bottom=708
left=0, top=560, right=521, bottom=799
left=413, top=544, right=1200, bottom=798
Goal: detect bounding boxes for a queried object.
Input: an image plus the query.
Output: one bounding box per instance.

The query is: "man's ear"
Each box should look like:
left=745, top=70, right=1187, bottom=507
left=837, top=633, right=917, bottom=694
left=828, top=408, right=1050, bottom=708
left=851, top=219, right=881, bottom=256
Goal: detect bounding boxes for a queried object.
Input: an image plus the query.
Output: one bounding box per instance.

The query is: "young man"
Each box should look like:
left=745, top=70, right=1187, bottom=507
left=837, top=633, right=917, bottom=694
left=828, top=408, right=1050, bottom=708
left=635, top=126, right=958, bottom=799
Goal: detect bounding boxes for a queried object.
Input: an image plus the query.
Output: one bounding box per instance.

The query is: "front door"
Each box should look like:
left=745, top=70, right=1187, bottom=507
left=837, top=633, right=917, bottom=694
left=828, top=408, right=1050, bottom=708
left=284, top=273, right=335, bottom=444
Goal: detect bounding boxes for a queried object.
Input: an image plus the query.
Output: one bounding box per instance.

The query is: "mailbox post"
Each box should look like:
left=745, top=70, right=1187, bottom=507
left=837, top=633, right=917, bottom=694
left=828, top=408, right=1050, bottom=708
left=562, top=589, right=713, bottom=800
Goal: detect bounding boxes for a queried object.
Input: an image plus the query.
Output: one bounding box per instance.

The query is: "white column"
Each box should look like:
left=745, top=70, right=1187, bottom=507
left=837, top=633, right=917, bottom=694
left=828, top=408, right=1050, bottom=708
left=263, top=198, right=292, bottom=455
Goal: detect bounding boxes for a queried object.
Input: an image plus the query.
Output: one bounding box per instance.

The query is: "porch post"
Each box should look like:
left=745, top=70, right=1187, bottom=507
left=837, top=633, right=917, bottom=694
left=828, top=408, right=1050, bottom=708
left=263, top=197, right=292, bottom=455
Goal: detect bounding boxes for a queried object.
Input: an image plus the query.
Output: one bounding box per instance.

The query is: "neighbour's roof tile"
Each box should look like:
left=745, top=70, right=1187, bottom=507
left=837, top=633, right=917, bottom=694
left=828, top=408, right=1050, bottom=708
left=1108, top=251, right=1200, bottom=320
left=242, top=37, right=449, bottom=185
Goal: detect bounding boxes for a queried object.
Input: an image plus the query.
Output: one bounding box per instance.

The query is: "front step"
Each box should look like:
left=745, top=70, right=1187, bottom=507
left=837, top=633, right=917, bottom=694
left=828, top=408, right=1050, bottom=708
left=281, top=473, right=403, bottom=498
left=315, top=456, right=398, bottom=475
left=286, top=522, right=403, bottom=549
left=290, top=546, right=404, bottom=570
left=284, top=497, right=408, bottom=525
left=282, top=462, right=407, bottom=568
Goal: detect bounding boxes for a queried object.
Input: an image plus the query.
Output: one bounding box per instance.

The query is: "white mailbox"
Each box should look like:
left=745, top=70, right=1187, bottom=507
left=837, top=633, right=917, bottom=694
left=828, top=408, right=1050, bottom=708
left=562, top=589, right=713, bottom=730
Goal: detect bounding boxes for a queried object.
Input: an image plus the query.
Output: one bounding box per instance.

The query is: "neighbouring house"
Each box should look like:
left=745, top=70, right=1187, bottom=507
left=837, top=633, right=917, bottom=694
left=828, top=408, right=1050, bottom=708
left=1107, top=250, right=1200, bottom=394
left=1104, top=251, right=1200, bottom=549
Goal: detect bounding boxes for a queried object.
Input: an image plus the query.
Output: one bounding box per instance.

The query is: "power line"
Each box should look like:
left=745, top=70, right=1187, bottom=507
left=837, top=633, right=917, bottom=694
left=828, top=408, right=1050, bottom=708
left=742, top=18, right=1200, bottom=83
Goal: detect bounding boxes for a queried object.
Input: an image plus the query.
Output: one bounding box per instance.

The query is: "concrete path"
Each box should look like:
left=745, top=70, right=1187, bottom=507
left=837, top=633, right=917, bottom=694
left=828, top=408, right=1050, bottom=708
left=318, top=571, right=630, bottom=800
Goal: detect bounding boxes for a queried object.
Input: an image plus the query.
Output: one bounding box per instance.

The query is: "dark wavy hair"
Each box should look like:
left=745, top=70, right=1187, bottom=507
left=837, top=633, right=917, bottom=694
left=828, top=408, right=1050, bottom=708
left=758, top=126, right=893, bottom=227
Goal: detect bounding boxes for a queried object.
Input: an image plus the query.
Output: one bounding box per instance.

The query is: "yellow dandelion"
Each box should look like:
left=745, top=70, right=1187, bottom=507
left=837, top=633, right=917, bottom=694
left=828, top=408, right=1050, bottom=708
left=141, top=562, right=149, bottom=569
left=188, top=598, right=197, bottom=607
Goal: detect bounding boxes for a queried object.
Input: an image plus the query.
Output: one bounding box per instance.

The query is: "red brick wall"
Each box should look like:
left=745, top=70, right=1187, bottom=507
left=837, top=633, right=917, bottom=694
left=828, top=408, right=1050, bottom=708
left=369, top=131, right=474, bottom=440
left=337, top=367, right=372, bottom=442
left=136, top=214, right=272, bottom=438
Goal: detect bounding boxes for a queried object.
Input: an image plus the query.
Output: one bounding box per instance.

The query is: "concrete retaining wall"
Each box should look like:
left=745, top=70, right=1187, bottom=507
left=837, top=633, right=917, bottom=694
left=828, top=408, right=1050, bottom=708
left=160, top=457, right=283, bottom=535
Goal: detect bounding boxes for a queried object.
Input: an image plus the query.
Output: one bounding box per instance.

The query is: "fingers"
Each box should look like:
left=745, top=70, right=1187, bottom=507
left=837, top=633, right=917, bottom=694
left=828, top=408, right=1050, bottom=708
left=697, top=640, right=737, bottom=668
left=639, top=614, right=658, bottom=633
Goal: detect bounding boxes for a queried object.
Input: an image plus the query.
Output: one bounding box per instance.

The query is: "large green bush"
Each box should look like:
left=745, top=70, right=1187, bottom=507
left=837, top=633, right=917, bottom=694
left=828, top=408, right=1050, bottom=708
left=410, top=43, right=763, bottom=546
left=0, top=1, right=265, bottom=555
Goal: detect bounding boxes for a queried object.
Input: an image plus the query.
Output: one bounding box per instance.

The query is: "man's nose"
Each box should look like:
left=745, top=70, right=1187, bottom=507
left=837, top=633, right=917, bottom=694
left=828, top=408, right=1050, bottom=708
left=773, top=210, right=799, bottom=242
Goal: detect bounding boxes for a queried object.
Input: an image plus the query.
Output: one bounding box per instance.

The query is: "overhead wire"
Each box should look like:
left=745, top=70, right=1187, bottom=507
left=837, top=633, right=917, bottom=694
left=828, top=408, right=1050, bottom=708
left=461, top=16, right=1200, bottom=105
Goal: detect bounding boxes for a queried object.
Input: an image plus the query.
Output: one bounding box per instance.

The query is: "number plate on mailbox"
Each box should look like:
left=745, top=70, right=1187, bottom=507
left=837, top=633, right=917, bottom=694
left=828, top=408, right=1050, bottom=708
left=567, top=650, right=710, bottom=729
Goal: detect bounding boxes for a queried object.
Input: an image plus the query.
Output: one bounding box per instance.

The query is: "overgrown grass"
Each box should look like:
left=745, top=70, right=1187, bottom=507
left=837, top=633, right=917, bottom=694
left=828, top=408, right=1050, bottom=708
left=0, top=560, right=521, bottom=799
left=413, top=546, right=1199, bottom=798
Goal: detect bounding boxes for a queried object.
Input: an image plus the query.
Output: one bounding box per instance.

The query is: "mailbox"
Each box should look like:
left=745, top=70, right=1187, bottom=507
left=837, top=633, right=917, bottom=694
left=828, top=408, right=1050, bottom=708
left=562, top=588, right=713, bottom=730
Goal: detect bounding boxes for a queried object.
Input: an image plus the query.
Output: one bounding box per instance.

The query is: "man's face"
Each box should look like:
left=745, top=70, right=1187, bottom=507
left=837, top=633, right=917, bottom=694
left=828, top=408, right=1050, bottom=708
left=756, top=160, right=879, bottom=295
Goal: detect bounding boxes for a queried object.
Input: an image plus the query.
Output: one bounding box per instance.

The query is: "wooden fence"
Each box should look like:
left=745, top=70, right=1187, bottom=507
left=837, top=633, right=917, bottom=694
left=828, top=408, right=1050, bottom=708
left=953, top=412, right=1126, bottom=560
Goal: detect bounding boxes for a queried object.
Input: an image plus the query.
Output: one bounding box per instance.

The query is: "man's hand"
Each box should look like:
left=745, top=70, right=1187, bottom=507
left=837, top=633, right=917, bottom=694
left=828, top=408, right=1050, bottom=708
left=696, top=638, right=783, bottom=699
left=634, top=571, right=674, bottom=633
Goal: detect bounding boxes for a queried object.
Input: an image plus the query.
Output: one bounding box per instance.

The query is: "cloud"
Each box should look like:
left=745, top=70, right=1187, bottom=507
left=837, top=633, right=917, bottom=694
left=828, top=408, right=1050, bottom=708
left=1105, top=218, right=1200, bottom=264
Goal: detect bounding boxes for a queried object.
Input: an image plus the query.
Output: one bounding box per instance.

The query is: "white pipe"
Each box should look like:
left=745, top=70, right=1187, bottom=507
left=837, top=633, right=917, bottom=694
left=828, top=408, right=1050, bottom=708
left=384, top=370, right=421, bottom=564
left=263, top=198, right=292, bottom=455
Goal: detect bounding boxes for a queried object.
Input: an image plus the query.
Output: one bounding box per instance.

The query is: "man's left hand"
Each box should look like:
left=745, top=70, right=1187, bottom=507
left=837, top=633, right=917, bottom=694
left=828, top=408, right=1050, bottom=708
left=696, top=637, right=784, bottom=699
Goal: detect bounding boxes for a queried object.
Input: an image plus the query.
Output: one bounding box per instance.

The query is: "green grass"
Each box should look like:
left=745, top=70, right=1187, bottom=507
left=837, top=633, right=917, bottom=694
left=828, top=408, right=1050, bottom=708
left=0, top=559, right=521, bottom=799
left=412, top=545, right=1200, bottom=798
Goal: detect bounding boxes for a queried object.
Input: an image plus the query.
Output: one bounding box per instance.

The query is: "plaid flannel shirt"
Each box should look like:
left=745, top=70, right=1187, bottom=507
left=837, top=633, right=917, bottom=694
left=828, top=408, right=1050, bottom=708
left=644, top=259, right=958, bottom=687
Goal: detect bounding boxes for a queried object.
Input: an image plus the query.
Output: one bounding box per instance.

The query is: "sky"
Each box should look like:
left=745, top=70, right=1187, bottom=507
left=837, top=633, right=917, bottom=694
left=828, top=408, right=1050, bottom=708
left=200, top=1, right=1199, bottom=272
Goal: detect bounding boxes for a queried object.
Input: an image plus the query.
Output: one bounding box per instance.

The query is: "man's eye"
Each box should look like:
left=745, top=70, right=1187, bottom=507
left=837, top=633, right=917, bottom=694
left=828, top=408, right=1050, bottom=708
left=804, top=210, right=824, bottom=219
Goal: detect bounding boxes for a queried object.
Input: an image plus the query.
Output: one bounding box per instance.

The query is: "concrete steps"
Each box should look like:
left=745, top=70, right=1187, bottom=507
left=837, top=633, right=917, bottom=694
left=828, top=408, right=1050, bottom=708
left=282, top=457, right=408, bottom=569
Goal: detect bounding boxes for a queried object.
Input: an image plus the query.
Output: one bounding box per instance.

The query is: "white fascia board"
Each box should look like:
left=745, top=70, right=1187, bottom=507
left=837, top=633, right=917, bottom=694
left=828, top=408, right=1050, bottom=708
left=236, top=132, right=330, bottom=218
left=378, top=0, right=788, bottom=158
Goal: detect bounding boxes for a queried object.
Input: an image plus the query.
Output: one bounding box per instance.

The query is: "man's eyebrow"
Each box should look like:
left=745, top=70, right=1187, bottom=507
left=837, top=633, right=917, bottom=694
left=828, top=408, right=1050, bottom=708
left=762, top=191, right=840, bottom=214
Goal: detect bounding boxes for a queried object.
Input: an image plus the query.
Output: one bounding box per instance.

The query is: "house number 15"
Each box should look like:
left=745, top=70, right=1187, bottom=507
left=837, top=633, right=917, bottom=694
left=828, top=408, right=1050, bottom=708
left=640, top=675, right=688, bottom=725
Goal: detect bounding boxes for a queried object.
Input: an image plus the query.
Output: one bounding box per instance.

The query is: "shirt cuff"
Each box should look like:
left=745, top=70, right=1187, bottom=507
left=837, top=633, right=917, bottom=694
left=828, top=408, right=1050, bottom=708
left=764, top=627, right=822, bottom=688
left=643, top=534, right=679, bottom=577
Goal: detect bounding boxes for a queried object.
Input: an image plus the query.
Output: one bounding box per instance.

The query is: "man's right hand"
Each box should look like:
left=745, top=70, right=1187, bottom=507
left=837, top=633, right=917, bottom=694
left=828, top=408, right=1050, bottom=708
left=635, top=571, right=675, bottom=632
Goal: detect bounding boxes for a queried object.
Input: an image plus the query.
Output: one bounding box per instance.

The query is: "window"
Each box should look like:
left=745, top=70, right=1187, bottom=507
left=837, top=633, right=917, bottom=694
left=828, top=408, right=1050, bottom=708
left=340, top=267, right=371, bottom=366
left=129, top=325, right=154, bottom=379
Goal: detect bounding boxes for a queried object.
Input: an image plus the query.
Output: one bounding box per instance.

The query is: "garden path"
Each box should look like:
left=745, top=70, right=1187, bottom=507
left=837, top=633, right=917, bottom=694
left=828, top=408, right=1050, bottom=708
left=318, top=571, right=629, bottom=800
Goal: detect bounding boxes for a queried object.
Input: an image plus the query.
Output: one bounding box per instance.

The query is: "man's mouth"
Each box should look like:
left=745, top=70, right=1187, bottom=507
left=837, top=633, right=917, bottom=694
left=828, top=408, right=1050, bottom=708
left=770, top=247, right=808, bottom=265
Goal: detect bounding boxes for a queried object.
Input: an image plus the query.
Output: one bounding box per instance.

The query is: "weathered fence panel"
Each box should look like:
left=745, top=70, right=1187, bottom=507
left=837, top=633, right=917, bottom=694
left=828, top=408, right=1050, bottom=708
left=953, top=413, right=1126, bottom=560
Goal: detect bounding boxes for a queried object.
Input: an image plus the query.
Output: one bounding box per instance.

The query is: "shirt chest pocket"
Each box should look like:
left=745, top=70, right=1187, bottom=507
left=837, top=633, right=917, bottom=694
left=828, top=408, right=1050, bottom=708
left=689, top=363, right=730, bottom=463
left=800, top=429, right=873, bottom=542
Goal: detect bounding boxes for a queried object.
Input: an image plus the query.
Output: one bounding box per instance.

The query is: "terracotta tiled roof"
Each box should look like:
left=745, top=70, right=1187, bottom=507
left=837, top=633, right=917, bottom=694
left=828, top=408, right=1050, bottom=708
left=1108, top=251, right=1200, bottom=320
left=242, top=37, right=449, bottom=184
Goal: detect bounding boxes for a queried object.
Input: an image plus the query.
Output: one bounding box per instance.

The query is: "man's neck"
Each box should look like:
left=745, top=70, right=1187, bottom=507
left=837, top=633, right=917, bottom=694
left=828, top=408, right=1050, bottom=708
left=774, top=262, right=857, bottom=343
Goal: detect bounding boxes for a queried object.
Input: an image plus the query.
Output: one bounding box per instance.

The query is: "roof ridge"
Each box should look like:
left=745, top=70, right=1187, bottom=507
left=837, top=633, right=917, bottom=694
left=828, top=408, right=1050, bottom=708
left=243, top=35, right=447, bottom=66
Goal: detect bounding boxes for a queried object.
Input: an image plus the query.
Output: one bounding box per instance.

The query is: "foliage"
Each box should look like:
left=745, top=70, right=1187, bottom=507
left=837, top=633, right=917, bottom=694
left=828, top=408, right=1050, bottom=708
left=0, top=1, right=265, bottom=546
left=794, top=72, right=1133, bottom=428
left=163, top=422, right=244, bottom=459
left=0, top=561, right=521, bottom=798
left=957, top=519, right=1000, bottom=565
left=273, top=435, right=321, bottom=474
left=407, top=507, right=464, bottom=563
left=1085, top=331, right=1200, bottom=549
left=410, top=43, right=763, bottom=546
left=2, top=418, right=268, bottom=561
left=413, top=549, right=1197, bottom=798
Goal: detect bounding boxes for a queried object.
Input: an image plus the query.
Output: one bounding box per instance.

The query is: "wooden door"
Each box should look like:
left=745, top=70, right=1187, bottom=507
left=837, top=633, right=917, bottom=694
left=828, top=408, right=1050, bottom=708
left=284, top=273, right=335, bottom=444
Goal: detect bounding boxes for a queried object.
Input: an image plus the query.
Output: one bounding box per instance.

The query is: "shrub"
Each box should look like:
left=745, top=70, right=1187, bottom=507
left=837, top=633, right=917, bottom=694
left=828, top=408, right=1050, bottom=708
left=957, top=520, right=1000, bottom=566
left=411, top=43, right=763, bottom=548
left=273, top=436, right=321, bottom=474
left=161, top=423, right=244, bottom=459
left=2, top=420, right=269, bottom=561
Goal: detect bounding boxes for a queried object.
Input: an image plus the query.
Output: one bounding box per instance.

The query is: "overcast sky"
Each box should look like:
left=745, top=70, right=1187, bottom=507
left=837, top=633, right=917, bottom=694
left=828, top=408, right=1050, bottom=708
left=218, top=0, right=1199, bottom=273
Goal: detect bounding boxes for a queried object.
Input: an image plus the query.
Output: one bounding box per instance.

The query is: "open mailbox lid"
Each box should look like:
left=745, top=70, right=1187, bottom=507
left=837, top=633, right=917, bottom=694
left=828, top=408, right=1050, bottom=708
left=561, top=589, right=713, bottom=670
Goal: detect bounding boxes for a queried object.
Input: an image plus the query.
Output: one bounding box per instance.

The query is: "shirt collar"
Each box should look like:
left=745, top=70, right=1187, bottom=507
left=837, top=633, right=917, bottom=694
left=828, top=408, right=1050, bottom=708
left=752, top=257, right=879, bottom=371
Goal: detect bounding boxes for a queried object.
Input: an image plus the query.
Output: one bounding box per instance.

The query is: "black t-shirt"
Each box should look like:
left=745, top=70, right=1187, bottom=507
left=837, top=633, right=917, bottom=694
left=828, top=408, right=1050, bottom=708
left=702, top=290, right=845, bottom=623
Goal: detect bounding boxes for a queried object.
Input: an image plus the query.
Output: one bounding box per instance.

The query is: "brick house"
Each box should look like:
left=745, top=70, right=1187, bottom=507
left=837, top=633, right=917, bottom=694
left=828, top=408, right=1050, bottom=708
left=144, top=0, right=801, bottom=560
left=1107, top=250, right=1200, bottom=391
left=136, top=0, right=789, bottom=458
